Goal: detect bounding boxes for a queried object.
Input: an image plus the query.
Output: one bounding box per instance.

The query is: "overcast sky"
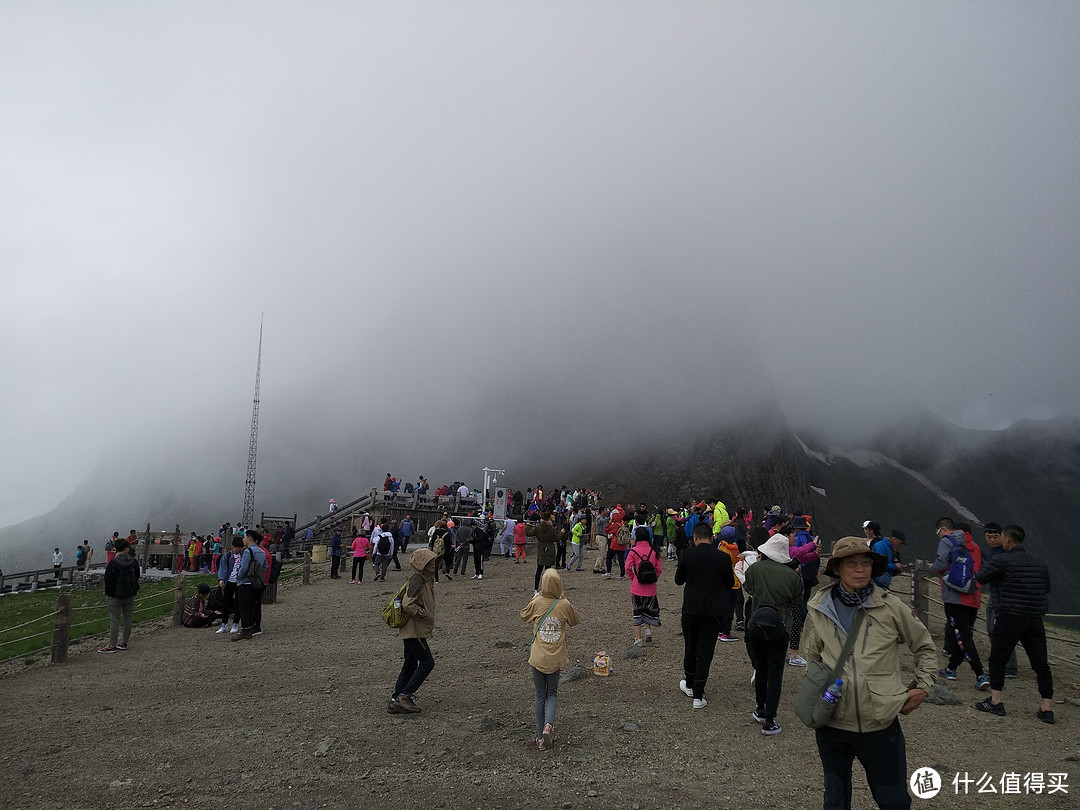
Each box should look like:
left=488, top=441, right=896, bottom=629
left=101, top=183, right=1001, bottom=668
left=2, top=2, right=1078, bottom=524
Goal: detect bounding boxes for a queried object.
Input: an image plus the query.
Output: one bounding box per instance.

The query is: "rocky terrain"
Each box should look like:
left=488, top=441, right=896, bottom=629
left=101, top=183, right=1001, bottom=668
left=1, top=554, right=1077, bottom=810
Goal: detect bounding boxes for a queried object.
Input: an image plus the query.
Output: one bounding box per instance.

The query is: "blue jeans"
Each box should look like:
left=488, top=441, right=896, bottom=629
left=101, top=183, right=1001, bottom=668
left=531, top=667, right=559, bottom=737
left=815, top=718, right=910, bottom=810
left=394, top=638, right=435, bottom=698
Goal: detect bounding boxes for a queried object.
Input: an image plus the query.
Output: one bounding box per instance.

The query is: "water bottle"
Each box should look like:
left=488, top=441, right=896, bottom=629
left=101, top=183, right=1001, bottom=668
left=823, top=679, right=843, bottom=704
left=393, top=596, right=402, bottom=612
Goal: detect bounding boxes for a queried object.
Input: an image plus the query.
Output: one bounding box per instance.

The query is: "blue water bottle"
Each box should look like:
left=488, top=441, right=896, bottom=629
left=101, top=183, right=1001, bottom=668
left=823, top=679, right=843, bottom=704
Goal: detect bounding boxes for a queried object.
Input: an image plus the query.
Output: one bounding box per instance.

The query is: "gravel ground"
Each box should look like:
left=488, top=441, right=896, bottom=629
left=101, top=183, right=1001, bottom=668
left=1, top=550, right=1077, bottom=810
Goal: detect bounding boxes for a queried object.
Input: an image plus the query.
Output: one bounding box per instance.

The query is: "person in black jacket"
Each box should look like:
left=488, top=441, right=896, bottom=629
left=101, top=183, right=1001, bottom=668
left=99, top=537, right=140, bottom=653
left=674, top=522, right=735, bottom=709
left=973, top=524, right=1055, bottom=723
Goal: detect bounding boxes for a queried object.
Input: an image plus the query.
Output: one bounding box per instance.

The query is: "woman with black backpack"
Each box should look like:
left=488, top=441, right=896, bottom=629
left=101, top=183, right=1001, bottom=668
left=627, top=527, right=663, bottom=647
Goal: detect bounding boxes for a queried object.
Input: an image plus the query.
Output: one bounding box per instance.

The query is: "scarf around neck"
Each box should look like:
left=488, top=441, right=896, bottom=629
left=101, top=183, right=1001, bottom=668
left=835, top=582, right=874, bottom=607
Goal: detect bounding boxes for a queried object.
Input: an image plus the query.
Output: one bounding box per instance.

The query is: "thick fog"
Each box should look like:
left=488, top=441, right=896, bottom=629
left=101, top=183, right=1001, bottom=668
left=2, top=3, right=1078, bottom=525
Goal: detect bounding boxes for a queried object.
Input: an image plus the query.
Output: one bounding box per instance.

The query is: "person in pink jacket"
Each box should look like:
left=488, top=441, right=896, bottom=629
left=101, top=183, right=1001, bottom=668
left=627, top=527, right=663, bottom=646
left=350, top=533, right=370, bottom=583
left=782, top=523, right=820, bottom=666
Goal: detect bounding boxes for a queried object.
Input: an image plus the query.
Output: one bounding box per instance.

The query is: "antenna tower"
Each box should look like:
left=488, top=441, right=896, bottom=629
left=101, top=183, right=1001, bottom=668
left=242, top=315, right=263, bottom=527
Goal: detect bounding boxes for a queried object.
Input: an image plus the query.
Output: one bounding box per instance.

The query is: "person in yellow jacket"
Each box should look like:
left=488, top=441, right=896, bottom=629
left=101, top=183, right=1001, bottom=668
left=802, top=537, right=936, bottom=809
left=712, top=500, right=730, bottom=533
left=520, top=568, right=582, bottom=750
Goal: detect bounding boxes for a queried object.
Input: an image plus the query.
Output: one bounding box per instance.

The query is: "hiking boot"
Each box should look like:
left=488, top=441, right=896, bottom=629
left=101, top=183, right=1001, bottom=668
left=1036, top=709, right=1055, bottom=724
left=752, top=709, right=767, bottom=723
left=938, top=667, right=958, bottom=681
left=975, top=699, right=1005, bottom=716
left=231, top=629, right=253, bottom=642
left=975, top=674, right=990, bottom=690
left=786, top=655, right=807, bottom=667
left=678, top=679, right=694, bottom=697
left=97, top=645, right=118, bottom=654
left=387, top=698, right=408, bottom=715
left=397, top=694, right=422, bottom=713
left=761, top=722, right=782, bottom=736
left=693, top=698, right=708, bottom=710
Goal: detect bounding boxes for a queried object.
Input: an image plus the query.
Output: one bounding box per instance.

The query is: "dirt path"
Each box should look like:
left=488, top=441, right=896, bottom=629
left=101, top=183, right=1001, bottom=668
left=1, top=552, right=1076, bottom=809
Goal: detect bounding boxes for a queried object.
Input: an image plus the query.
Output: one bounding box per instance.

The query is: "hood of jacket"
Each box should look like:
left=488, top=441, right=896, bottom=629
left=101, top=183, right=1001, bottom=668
left=113, top=553, right=138, bottom=569
left=410, top=548, right=438, bottom=576
left=539, top=567, right=562, bottom=599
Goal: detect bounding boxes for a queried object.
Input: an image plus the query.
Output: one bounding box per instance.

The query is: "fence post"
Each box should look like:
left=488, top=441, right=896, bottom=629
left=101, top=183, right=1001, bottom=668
left=172, top=574, right=186, bottom=626
left=912, top=559, right=930, bottom=627
left=51, top=593, right=72, bottom=664
left=303, top=552, right=311, bottom=585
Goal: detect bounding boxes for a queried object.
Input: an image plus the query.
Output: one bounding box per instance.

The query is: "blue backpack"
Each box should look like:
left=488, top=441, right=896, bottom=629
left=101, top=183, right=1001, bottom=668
left=944, top=536, right=976, bottom=594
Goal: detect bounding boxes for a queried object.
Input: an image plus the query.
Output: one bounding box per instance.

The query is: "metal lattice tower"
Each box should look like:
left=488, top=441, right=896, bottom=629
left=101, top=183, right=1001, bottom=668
left=242, top=315, right=263, bottom=527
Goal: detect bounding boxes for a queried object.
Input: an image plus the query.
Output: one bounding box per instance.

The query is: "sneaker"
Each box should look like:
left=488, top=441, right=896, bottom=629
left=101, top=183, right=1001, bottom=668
left=975, top=674, right=990, bottom=690
left=115, top=642, right=127, bottom=651
left=252, top=629, right=262, bottom=636
left=786, top=655, right=807, bottom=667
left=349, top=580, right=356, bottom=584
left=750, top=669, right=756, bottom=685
left=444, top=574, right=453, bottom=581
left=471, top=575, right=478, bottom=579
left=693, top=698, right=708, bottom=710
left=1036, top=709, right=1055, bottom=724
left=752, top=710, right=767, bottom=723
left=618, top=576, right=627, bottom=581
left=717, top=633, right=739, bottom=643
left=601, top=573, right=612, bottom=579
left=678, top=679, right=694, bottom=697
left=534, top=590, right=540, bottom=597
left=477, top=574, right=483, bottom=580
left=633, top=639, right=644, bottom=647
left=542, top=723, right=554, bottom=749
left=734, top=621, right=745, bottom=631
left=97, top=645, right=118, bottom=654
left=1005, top=673, right=1017, bottom=679
left=938, top=667, right=958, bottom=681
left=645, top=629, right=652, bottom=643
left=761, top=722, right=782, bottom=736
left=215, top=624, right=229, bottom=634
left=387, top=698, right=408, bottom=715
left=974, top=699, right=1006, bottom=716
left=230, top=623, right=239, bottom=634
left=397, top=693, right=422, bottom=713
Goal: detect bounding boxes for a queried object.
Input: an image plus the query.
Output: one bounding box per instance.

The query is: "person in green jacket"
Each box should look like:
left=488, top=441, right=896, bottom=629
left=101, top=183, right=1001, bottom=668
left=743, top=534, right=804, bottom=735
left=526, top=511, right=558, bottom=594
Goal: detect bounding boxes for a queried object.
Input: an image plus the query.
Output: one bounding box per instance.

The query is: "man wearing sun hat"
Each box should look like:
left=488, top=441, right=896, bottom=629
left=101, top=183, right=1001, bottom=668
left=803, top=537, right=936, bottom=810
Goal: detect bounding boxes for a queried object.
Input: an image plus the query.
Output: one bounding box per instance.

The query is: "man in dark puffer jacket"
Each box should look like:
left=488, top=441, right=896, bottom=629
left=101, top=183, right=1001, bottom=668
left=972, top=524, right=1055, bottom=723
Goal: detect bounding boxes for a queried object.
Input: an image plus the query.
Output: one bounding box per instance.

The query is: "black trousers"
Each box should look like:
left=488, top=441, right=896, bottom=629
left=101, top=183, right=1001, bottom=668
left=554, top=544, right=566, bottom=569
left=681, top=614, right=722, bottom=700
left=472, top=546, right=484, bottom=576
left=351, top=556, right=366, bottom=581
left=943, top=603, right=984, bottom=675
left=393, top=638, right=435, bottom=698
left=815, top=718, right=910, bottom=810
left=988, top=613, right=1053, bottom=697
left=237, top=584, right=262, bottom=631
left=330, top=555, right=342, bottom=578
left=745, top=632, right=787, bottom=721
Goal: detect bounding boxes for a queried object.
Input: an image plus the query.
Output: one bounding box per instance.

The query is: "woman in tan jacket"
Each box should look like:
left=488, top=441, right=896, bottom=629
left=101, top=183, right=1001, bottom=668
left=389, top=548, right=438, bottom=715
left=520, top=568, right=581, bottom=749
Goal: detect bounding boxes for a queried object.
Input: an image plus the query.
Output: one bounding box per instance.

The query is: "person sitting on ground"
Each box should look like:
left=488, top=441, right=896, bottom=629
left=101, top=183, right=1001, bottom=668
left=205, top=583, right=227, bottom=626
left=182, top=584, right=214, bottom=628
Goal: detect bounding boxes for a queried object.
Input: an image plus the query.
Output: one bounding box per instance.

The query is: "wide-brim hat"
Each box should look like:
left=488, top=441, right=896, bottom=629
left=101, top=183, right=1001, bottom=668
left=757, top=535, right=791, bottom=565
left=825, top=536, right=888, bottom=578
left=666, top=508, right=677, bottom=515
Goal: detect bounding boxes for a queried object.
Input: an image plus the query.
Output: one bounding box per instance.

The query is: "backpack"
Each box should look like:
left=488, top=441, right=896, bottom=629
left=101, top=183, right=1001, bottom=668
left=382, top=581, right=409, bottom=628
left=376, top=534, right=392, bottom=556
left=113, top=562, right=141, bottom=599
left=246, top=550, right=267, bottom=592
left=746, top=603, right=786, bottom=643
left=944, top=536, right=976, bottom=594
left=630, top=548, right=658, bottom=585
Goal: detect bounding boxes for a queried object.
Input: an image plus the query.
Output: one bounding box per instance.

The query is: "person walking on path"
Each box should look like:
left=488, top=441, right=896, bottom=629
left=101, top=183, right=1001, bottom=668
left=526, top=511, right=558, bottom=594
left=627, top=527, right=663, bottom=646
left=520, top=568, right=581, bottom=750
left=98, top=537, right=140, bottom=653
left=802, top=536, right=936, bottom=810
left=350, top=533, right=370, bottom=583
left=973, top=524, right=1056, bottom=723
left=930, top=517, right=989, bottom=690
left=388, top=548, right=439, bottom=715
left=674, top=522, right=734, bottom=709
left=742, top=533, right=803, bottom=735
left=981, top=523, right=1018, bottom=678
